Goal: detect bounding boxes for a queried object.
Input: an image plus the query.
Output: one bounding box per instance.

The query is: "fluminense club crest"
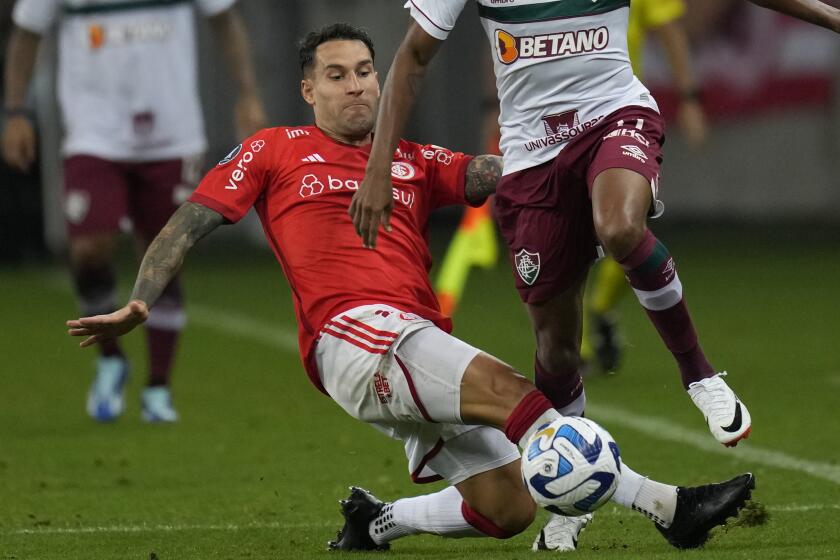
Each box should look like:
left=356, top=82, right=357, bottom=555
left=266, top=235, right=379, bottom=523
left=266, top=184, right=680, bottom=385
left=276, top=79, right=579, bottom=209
left=515, top=248, right=541, bottom=286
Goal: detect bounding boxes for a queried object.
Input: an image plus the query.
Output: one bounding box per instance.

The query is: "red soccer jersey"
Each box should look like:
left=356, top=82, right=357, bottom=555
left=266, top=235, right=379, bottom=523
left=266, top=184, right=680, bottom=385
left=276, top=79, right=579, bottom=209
left=190, top=126, right=474, bottom=392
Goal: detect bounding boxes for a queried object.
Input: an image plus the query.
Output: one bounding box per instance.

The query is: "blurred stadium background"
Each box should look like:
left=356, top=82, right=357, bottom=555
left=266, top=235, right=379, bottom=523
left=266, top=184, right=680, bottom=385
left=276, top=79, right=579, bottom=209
left=1, top=1, right=839, bottom=558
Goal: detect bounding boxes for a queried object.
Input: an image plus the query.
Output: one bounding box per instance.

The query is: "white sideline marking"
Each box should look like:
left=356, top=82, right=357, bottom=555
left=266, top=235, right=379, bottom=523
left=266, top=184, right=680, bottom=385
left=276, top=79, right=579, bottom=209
left=6, top=505, right=839, bottom=536
left=6, top=520, right=331, bottom=536
left=588, top=402, right=840, bottom=486
left=188, top=304, right=298, bottom=352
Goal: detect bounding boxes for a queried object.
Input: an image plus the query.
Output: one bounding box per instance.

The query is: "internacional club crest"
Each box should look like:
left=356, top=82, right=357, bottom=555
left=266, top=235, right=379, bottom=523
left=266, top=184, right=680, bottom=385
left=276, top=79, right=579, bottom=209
left=515, top=248, right=541, bottom=285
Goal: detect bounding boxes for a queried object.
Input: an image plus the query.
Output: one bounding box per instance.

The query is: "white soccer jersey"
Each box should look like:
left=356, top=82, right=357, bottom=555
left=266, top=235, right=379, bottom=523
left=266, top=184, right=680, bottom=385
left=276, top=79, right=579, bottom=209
left=406, top=0, right=659, bottom=175
left=13, top=0, right=235, bottom=161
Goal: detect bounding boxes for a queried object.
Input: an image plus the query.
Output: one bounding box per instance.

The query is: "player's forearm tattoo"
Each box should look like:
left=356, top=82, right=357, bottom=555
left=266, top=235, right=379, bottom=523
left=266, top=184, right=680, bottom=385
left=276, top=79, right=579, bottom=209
left=130, top=202, right=224, bottom=305
left=464, top=155, right=504, bottom=206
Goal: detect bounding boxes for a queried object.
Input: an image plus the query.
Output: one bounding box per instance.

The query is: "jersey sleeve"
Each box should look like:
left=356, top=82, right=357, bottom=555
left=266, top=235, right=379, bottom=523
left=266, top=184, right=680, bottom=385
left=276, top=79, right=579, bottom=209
left=640, top=0, right=686, bottom=29
left=12, top=0, right=61, bottom=34
left=189, top=129, right=278, bottom=223
left=422, top=145, right=475, bottom=210
left=196, top=0, right=237, bottom=17
left=404, top=0, right=469, bottom=41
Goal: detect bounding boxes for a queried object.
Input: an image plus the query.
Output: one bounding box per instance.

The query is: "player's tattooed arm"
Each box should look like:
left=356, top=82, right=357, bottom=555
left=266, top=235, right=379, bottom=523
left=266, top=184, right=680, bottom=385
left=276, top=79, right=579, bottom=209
left=464, top=155, right=504, bottom=206
left=130, top=202, right=224, bottom=305
left=67, top=202, right=224, bottom=347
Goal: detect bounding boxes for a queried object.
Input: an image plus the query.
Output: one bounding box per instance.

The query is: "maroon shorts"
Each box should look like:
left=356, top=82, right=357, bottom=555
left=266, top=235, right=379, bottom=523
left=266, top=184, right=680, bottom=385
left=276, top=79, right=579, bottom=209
left=495, top=106, right=665, bottom=304
left=63, top=154, right=202, bottom=239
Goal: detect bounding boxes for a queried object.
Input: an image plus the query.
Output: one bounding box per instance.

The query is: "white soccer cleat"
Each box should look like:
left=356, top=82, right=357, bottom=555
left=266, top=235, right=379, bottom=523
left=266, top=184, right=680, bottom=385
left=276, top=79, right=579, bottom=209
left=688, top=372, right=751, bottom=447
left=86, top=356, right=129, bottom=422
left=141, top=386, right=179, bottom=423
left=532, top=513, right=592, bottom=552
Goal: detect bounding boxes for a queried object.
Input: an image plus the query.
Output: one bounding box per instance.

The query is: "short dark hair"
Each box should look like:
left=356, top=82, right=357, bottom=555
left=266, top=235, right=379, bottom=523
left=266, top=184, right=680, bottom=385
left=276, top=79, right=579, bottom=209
left=298, top=23, right=376, bottom=76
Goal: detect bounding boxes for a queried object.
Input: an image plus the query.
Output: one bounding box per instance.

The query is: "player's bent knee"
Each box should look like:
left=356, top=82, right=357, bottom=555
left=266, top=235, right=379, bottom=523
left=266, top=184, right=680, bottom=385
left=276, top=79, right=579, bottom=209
left=459, top=460, right=537, bottom=538
left=69, top=235, right=117, bottom=269
left=593, top=217, right=645, bottom=259
left=465, top=493, right=536, bottom=538
left=460, top=353, right=535, bottom=425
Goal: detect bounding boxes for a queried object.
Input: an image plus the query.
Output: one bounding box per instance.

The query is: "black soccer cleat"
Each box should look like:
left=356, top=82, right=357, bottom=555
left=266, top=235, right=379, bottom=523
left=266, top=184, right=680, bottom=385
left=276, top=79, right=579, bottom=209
left=592, top=313, right=622, bottom=373
left=327, top=486, right=390, bottom=552
left=656, top=473, right=756, bottom=549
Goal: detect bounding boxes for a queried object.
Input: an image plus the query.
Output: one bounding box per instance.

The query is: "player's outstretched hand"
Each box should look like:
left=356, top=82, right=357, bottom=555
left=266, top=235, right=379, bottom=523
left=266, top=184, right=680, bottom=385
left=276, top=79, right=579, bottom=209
left=66, top=300, right=149, bottom=348
left=349, top=172, right=394, bottom=249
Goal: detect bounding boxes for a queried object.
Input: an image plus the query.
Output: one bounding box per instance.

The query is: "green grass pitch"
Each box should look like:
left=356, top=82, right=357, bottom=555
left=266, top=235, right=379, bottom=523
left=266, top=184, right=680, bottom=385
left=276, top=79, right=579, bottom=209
left=1, top=227, right=839, bottom=559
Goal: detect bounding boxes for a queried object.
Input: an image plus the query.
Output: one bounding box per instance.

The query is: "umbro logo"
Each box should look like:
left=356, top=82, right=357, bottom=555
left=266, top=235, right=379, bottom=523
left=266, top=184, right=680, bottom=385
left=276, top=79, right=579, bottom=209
left=621, top=144, right=648, bottom=163
left=301, top=153, right=326, bottom=163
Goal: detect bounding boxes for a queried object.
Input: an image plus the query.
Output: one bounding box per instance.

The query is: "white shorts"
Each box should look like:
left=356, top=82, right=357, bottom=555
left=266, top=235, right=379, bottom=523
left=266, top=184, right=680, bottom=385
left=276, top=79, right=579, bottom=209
left=316, top=304, right=520, bottom=485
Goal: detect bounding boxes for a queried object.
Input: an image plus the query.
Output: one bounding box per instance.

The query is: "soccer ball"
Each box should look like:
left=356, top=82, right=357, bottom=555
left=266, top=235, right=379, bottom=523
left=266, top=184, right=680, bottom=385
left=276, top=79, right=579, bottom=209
left=521, top=416, right=621, bottom=517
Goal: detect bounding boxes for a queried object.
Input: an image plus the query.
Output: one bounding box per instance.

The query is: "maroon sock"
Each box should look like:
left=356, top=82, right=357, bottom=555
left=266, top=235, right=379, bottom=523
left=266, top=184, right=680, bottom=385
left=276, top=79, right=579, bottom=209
left=72, top=265, right=124, bottom=359
left=144, top=279, right=184, bottom=387
left=619, top=230, right=714, bottom=388
left=145, top=328, right=179, bottom=387
left=534, top=358, right=583, bottom=410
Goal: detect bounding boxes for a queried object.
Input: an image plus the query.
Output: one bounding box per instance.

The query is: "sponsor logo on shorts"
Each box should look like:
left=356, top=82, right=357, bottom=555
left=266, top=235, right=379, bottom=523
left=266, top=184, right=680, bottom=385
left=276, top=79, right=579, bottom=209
left=620, top=144, right=648, bottom=163
left=373, top=372, right=392, bottom=404
left=603, top=128, right=651, bottom=147
left=391, top=162, right=416, bottom=180
left=495, top=27, right=609, bottom=65
left=514, top=249, right=541, bottom=286
left=525, top=113, right=602, bottom=152
left=298, top=173, right=416, bottom=208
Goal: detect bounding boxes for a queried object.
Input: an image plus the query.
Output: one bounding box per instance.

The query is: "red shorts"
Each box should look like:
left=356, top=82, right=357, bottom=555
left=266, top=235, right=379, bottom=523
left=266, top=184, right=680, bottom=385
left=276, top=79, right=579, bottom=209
left=63, top=154, right=202, bottom=239
left=495, top=106, right=665, bottom=304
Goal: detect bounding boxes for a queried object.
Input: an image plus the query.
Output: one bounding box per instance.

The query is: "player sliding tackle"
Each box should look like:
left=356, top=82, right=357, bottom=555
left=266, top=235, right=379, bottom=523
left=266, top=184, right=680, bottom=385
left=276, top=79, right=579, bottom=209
left=67, top=24, right=754, bottom=552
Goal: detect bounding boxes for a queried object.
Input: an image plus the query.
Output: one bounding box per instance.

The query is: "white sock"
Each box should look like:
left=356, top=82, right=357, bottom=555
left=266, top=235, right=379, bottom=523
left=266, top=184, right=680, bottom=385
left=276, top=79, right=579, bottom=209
left=611, top=462, right=677, bottom=527
left=518, top=407, right=561, bottom=448
left=369, top=486, right=482, bottom=545
left=557, top=390, right=586, bottom=417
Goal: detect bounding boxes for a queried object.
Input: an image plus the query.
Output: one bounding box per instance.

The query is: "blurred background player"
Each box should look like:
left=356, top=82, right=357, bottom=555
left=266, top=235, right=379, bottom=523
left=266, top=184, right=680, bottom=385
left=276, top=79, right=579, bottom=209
left=581, top=0, right=708, bottom=373
left=2, top=0, right=266, bottom=422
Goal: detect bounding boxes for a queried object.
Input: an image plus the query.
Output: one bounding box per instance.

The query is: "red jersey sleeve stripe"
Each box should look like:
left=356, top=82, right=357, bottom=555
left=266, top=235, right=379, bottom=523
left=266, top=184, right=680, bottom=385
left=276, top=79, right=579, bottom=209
left=339, top=315, right=399, bottom=339
left=325, top=320, right=395, bottom=348
left=189, top=192, right=241, bottom=223
left=322, top=326, right=389, bottom=355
